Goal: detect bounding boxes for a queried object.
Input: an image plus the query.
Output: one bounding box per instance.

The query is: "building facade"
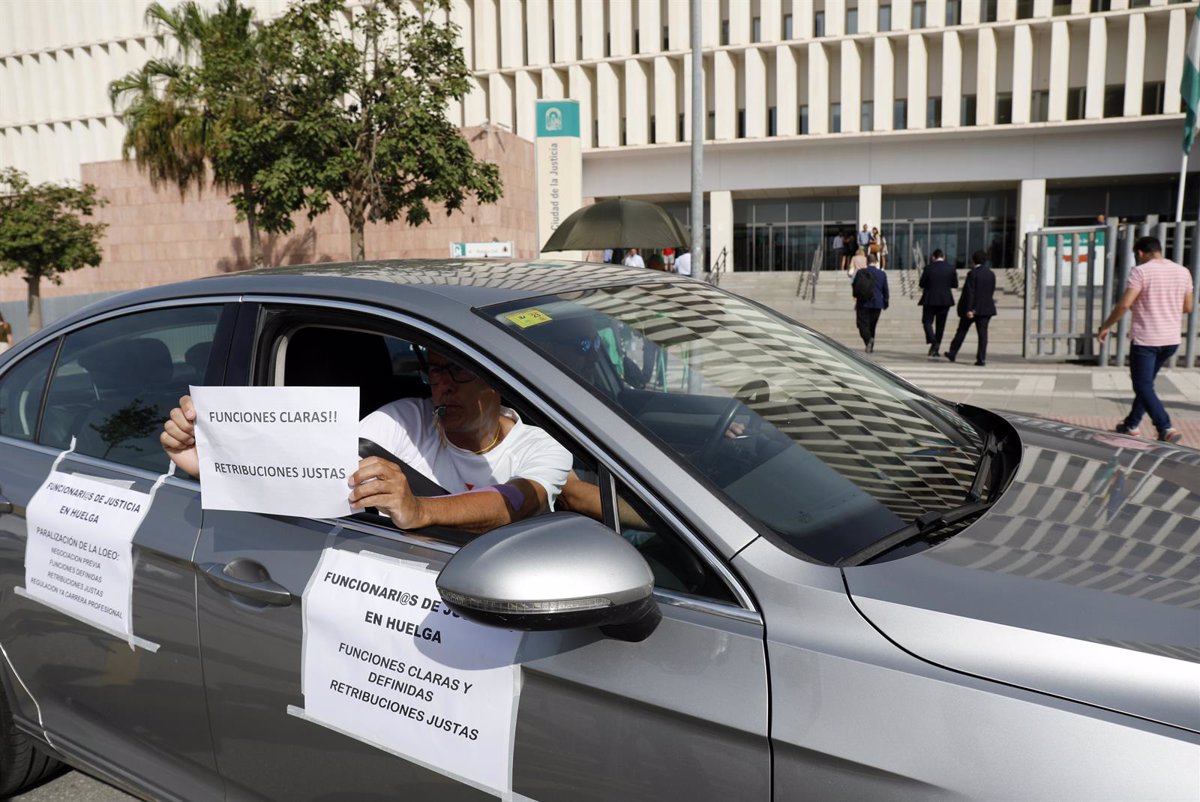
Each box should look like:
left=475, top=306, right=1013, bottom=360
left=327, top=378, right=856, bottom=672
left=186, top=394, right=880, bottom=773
left=1, top=0, right=1197, bottom=304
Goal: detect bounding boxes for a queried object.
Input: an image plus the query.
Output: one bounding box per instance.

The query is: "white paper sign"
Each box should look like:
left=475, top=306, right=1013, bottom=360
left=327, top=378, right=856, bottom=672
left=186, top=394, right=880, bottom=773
left=24, top=470, right=152, bottom=640
left=297, top=549, right=522, bottom=797
left=191, top=386, right=359, bottom=518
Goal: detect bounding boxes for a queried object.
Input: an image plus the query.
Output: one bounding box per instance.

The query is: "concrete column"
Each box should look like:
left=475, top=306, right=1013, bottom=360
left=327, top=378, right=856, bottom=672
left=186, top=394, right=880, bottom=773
left=500, top=0, right=525, bottom=67
left=730, top=0, right=752, bottom=44
left=1047, top=20, right=1070, bottom=122
left=710, top=190, right=734, bottom=272
left=445, top=97, right=464, bottom=127
left=874, top=37, right=895, bottom=129
left=1084, top=17, right=1106, bottom=119
left=489, top=73, right=515, bottom=130
left=860, top=185, right=882, bottom=231
left=907, top=33, right=928, bottom=129
left=542, top=67, right=566, bottom=99
left=927, top=0, right=947, bottom=29
left=625, top=60, right=649, bottom=144
left=1012, top=24, right=1033, bottom=123
left=682, top=55, right=693, bottom=141
left=569, top=65, right=594, bottom=147
left=1018, top=178, right=1047, bottom=248
left=894, top=0, right=913, bottom=31
left=654, top=57, right=679, bottom=142
left=703, top=0, right=721, bottom=47
left=1165, top=9, right=1186, bottom=113
left=841, top=40, right=862, bottom=133
left=451, top=0, right=474, bottom=69
left=715, top=50, right=737, bottom=139
left=745, top=48, right=768, bottom=137
left=515, top=71, right=539, bottom=139
left=526, top=0, right=551, bottom=66
left=777, top=45, right=800, bottom=134
left=762, top=0, right=784, bottom=41
left=596, top=63, right=620, bottom=146
left=581, top=1, right=604, bottom=59
left=668, top=0, right=690, bottom=50
left=638, top=0, right=662, bottom=53
left=942, top=31, right=962, bottom=127
left=1124, top=13, right=1146, bottom=116
left=976, top=28, right=997, bottom=125
left=827, top=0, right=846, bottom=36
left=962, top=0, right=981, bottom=25
left=474, top=0, right=498, bottom=69
left=860, top=0, right=880, bottom=34
left=463, top=76, right=488, bottom=126
left=808, top=41, right=830, bottom=133
left=998, top=0, right=1017, bottom=21
left=553, top=0, right=578, bottom=61
left=610, top=0, right=634, bottom=57
left=1070, top=0, right=1088, bottom=11
left=795, top=0, right=815, bottom=39
left=1110, top=0, right=1128, bottom=10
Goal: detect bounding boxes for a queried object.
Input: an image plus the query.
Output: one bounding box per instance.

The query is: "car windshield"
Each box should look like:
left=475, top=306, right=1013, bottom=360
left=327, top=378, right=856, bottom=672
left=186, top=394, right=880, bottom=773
left=488, top=281, right=985, bottom=564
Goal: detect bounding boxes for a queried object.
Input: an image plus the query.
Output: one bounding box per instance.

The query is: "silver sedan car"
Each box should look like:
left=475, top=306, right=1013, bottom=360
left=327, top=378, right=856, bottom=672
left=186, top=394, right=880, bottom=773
left=0, top=260, right=1195, bottom=801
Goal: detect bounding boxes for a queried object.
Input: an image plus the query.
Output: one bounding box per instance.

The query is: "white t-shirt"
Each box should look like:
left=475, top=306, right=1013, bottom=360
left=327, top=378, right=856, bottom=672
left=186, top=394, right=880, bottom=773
left=623, top=253, right=646, bottom=268
left=359, top=398, right=572, bottom=507
left=674, top=251, right=692, bottom=276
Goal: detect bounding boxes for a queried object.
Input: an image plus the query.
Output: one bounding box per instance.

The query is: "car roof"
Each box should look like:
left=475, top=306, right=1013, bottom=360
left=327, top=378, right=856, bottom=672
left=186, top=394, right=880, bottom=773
left=85, top=259, right=666, bottom=317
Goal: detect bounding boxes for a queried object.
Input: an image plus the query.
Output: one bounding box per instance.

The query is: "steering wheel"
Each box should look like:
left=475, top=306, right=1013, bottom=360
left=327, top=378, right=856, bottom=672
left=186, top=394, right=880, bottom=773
left=357, top=438, right=447, bottom=497
left=697, top=380, right=770, bottom=468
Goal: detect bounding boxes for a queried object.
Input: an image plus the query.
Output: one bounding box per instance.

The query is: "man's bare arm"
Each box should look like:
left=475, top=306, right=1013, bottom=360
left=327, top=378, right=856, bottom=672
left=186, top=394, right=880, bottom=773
left=1097, top=286, right=1142, bottom=342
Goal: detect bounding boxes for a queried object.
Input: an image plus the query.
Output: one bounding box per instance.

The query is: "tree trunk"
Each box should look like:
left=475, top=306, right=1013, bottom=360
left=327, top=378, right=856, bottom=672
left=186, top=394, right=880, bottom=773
left=349, top=216, right=366, bottom=261
left=246, top=200, right=263, bottom=268
left=25, top=275, right=42, bottom=333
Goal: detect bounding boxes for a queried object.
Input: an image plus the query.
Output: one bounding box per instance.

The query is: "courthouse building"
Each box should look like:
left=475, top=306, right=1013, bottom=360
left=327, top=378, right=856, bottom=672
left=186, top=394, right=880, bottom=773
left=1, top=0, right=1198, bottom=303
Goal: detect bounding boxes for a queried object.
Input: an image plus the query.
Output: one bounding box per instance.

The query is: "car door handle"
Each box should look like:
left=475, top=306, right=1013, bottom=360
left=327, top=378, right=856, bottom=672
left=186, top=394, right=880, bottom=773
left=200, top=560, right=293, bottom=606
left=0, top=493, right=11, bottom=515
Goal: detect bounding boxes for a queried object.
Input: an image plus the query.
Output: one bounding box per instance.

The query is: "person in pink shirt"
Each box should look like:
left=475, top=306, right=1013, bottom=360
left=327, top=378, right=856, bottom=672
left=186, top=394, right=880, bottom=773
left=1097, top=236, right=1195, bottom=443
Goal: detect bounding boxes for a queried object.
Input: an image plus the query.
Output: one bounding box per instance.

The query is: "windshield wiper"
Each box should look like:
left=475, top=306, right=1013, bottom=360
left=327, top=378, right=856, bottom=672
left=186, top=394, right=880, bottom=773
left=837, top=433, right=1002, bottom=568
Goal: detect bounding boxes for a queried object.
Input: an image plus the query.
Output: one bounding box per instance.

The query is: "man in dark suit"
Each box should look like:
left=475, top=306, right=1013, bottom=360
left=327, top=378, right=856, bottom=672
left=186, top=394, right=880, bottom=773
left=944, top=251, right=997, bottom=366
left=853, top=253, right=890, bottom=353
left=918, top=249, right=958, bottom=357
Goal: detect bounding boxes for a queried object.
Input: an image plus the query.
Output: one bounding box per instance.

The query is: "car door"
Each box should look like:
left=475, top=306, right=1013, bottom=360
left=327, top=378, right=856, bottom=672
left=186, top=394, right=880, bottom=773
left=192, top=302, right=769, bottom=801
left=0, top=302, right=234, bottom=801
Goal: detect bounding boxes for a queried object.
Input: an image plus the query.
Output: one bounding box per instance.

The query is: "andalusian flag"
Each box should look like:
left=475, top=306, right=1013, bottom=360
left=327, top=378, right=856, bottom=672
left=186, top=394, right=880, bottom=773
left=1184, top=7, right=1200, bottom=153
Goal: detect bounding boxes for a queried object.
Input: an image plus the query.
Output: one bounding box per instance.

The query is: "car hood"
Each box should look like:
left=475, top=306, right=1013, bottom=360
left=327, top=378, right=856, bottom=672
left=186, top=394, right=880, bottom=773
left=843, top=415, right=1200, bottom=734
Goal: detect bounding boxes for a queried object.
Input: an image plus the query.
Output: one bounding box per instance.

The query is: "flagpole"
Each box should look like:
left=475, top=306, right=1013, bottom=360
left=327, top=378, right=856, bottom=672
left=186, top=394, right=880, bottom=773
left=1177, top=151, right=1189, bottom=225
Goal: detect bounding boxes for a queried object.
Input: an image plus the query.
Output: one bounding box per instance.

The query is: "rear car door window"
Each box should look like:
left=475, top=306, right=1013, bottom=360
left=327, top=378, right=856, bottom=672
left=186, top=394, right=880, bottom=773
left=40, top=305, right=224, bottom=471
left=0, top=343, right=56, bottom=442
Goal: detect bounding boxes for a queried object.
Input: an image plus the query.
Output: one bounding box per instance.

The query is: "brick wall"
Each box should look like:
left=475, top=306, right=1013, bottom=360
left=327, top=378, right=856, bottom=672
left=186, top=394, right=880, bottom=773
left=0, top=126, right=536, bottom=304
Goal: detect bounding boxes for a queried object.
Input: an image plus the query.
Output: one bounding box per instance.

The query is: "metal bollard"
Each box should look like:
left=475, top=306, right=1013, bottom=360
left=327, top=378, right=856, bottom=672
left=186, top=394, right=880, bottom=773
left=1099, top=219, right=1118, bottom=366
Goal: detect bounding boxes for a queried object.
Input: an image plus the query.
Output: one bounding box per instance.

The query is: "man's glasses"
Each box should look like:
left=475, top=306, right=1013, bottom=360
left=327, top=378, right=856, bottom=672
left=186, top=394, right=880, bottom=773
left=425, top=362, right=477, bottom=384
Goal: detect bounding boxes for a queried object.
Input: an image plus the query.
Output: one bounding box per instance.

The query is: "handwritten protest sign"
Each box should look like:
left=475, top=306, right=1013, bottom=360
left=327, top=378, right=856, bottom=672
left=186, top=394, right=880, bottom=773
left=23, top=470, right=155, bottom=645
left=293, top=549, right=522, bottom=797
left=191, top=386, right=359, bottom=518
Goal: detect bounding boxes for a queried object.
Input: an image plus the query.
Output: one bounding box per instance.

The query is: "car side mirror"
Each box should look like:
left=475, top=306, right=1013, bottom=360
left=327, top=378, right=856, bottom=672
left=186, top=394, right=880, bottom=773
left=436, top=513, right=661, bottom=642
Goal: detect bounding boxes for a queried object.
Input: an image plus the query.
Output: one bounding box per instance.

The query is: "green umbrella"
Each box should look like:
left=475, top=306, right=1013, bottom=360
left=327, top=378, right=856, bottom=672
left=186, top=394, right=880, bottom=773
left=541, top=198, right=691, bottom=252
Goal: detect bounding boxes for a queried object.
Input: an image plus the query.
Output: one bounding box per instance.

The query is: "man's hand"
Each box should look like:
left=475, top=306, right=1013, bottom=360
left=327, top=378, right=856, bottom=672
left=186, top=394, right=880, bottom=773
left=349, top=457, right=427, bottom=530
left=161, top=395, right=200, bottom=477
left=967, top=311, right=975, bottom=319
left=1097, top=327, right=1110, bottom=344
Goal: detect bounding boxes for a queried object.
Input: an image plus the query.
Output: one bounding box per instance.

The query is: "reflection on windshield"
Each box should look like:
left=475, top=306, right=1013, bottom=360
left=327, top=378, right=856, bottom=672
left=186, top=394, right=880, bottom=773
left=491, top=281, right=983, bottom=564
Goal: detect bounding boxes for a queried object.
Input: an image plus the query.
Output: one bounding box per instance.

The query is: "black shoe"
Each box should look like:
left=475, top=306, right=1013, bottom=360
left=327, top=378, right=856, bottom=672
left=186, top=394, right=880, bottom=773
left=928, top=344, right=938, bottom=357
left=867, top=338, right=874, bottom=353
left=943, top=351, right=956, bottom=362
left=974, top=360, right=986, bottom=366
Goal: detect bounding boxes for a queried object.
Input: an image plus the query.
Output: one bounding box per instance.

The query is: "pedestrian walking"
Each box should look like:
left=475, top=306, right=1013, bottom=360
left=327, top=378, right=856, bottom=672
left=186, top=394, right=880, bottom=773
left=622, top=248, right=645, bottom=268
left=857, top=224, right=872, bottom=252
left=876, top=227, right=889, bottom=269
left=944, top=250, right=997, bottom=366
left=919, top=249, right=958, bottom=357
left=674, top=247, right=693, bottom=277
left=852, top=253, right=889, bottom=353
left=1097, top=235, right=1195, bottom=443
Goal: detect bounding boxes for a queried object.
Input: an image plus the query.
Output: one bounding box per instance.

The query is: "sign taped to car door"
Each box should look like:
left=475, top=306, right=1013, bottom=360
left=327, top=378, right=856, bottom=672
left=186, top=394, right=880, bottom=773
left=293, top=548, right=522, bottom=798
left=20, top=446, right=170, bottom=650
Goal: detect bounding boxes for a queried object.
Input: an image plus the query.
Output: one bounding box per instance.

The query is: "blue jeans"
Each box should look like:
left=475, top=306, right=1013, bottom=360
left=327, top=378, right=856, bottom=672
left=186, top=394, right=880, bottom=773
left=1125, top=344, right=1178, bottom=434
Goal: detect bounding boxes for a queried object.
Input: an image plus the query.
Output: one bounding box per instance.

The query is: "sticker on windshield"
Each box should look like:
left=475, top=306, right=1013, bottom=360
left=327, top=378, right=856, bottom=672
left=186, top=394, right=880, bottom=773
left=504, top=308, right=553, bottom=328
left=292, top=548, right=522, bottom=797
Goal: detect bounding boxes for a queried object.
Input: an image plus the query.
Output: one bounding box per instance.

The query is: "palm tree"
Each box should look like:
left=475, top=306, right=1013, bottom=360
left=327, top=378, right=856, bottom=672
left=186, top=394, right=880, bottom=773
left=110, top=0, right=271, bottom=266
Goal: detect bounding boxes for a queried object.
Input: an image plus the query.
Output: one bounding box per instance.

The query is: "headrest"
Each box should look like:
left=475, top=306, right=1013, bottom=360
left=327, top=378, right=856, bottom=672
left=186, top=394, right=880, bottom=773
left=79, top=338, right=174, bottom=393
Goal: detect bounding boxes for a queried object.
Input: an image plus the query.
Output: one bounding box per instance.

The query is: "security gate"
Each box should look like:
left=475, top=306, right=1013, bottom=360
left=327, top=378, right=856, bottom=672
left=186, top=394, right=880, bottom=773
left=1023, top=220, right=1200, bottom=367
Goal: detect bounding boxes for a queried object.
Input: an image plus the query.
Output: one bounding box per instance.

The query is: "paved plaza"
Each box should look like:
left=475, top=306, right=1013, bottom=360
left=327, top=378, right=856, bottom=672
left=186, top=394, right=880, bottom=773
left=867, top=348, right=1200, bottom=450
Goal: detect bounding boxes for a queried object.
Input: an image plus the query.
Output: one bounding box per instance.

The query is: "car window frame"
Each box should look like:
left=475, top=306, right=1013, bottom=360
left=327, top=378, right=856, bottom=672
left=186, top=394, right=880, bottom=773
left=0, top=297, right=241, bottom=487
left=233, top=294, right=759, bottom=616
